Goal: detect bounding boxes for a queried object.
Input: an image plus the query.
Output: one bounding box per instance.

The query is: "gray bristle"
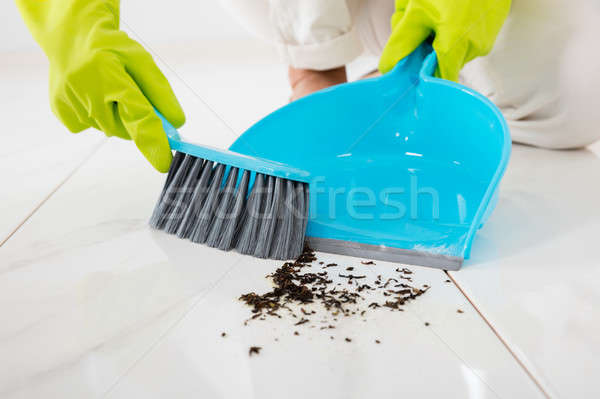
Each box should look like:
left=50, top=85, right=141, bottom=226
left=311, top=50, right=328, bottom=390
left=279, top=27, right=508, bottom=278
left=175, top=160, right=214, bottom=239
left=149, top=152, right=308, bottom=260
left=213, top=169, right=250, bottom=250
left=270, top=180, right=295, bottom=259
left=252, top=176, right=276, bottom=258
left=149, top=151, right=185, bottom=227
left=149, top=153, right=193, bottom=230
left=292, top=182, right=310, bottom=257
left=205, top=167, right=238, bottom=248
left=235, top=173, right=266, bottom=254
left=190, top=163, right=226, bottom=243
left=163, top=156, right=204, bottom=234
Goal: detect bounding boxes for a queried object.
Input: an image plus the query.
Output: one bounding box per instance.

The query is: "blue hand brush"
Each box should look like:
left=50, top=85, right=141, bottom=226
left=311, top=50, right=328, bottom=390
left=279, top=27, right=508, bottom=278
left=149, top=112, right=311, bottom=260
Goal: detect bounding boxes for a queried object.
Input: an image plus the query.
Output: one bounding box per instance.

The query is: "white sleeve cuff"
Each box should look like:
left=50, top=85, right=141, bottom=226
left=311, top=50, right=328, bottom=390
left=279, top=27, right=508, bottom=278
left=276, top=27, right=364, bottom=70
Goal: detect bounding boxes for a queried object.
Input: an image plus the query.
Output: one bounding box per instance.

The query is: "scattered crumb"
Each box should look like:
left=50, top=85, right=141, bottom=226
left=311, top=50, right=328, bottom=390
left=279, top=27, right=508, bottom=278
left=396, top=267, right=413, bottom=274
left=445, top=279, right=451, bottom=283
left=249, top=346, right=261, bottom=356
left=237, top=247, right=432, bottom=353
left=457, top=309, right=464, bottom=313
left=221, top=332, right=226, bottom=337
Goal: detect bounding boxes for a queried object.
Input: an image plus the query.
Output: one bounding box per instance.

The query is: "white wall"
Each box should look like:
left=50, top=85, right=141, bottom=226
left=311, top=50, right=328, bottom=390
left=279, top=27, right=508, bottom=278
left=1, top=1, right=37, bottom=51
left=0, top=1, right=248, bottom=52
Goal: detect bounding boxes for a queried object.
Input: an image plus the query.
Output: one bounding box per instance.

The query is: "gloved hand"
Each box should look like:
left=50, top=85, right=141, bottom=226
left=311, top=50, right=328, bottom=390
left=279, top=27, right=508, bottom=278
left=379, top=0, right=511, bottom=82
left=16, top=0, right=185, bottom=172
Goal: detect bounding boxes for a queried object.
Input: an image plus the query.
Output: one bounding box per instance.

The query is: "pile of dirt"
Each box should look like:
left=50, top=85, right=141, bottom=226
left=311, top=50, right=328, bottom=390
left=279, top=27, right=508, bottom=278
left=237, top=246, right=431, bottom=352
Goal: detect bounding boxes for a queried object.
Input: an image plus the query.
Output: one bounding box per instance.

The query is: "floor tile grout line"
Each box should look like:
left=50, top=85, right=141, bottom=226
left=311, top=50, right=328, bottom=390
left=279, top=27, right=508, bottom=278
left=410, top=306, right=504, bottom=399
left=356, top=262, right=501, bottom=398
left=253, top=254, right=501, bottom=398
left=101, top=256, right=245, bottom=398
left=395, top=268, right=504, bottom=399
left=445, top=270, right=553, bottom=399
left=0, top=138, right=107, bottom=248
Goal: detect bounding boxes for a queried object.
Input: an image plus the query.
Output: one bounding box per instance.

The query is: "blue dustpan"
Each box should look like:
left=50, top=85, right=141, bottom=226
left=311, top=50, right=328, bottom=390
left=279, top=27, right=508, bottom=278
left=227, top=43, right=511, bottom=270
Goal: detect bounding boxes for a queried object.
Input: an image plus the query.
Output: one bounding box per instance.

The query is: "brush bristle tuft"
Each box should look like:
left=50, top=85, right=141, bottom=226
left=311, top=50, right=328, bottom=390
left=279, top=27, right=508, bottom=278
left=149, top=152, right=309, bottom=260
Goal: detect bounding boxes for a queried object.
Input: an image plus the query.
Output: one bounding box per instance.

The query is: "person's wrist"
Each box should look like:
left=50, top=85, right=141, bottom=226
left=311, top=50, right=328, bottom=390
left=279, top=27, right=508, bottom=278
left=288, top=66, right=347, bottom=90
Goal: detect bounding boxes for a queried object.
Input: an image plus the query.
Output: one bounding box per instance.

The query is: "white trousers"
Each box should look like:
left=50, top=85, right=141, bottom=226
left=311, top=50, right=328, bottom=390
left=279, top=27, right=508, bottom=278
left=220, top=0, right=600, bottom=149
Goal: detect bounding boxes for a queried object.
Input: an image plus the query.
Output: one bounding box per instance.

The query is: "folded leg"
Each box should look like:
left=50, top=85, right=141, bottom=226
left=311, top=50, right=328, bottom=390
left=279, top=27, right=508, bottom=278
left=461, top=0, right=600, bottom=149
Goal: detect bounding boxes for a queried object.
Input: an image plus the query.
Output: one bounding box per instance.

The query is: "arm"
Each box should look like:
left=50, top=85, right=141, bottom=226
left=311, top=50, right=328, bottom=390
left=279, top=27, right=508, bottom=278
left=379, top=0, right=511, bottom=82
left=16, top=0, right=185, bottom=172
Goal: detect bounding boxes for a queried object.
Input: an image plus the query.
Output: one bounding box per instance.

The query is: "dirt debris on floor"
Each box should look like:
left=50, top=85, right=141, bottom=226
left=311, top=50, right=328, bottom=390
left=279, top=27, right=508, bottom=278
left=239, top=246, right=434, bottom=352
left=249, top=346, right=262, bottom=356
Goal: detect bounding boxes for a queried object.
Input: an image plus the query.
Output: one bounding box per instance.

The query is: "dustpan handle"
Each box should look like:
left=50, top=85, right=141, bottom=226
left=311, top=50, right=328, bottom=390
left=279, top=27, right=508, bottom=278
left=383, top=42, right=437, bottom=86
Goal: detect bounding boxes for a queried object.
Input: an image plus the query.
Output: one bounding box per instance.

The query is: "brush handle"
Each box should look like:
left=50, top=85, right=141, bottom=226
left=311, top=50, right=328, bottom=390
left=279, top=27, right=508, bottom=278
left=155, top=110, right=310, bottom=182
left=155, top=109, right=181, bottom=141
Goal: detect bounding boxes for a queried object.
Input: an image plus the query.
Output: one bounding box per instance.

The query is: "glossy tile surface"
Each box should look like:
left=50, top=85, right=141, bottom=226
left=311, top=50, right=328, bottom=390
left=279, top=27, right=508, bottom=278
left=0, top=44, right=544, bottom=397
left=0, top=138, right=543, bottom=398
left=0, top=139, right=246, bottom=398
left=0, top=54, right=104, bottom=243
left=451, top=144, right=600, bottom=398
left=105, top=247, right=543, bottom=399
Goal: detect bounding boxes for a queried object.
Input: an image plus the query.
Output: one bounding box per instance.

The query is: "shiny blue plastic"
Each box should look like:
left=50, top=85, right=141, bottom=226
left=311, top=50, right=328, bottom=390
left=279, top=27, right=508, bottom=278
left=228, top=43, right=511, bottom=264
left=156, top=112, right=311, bottom=182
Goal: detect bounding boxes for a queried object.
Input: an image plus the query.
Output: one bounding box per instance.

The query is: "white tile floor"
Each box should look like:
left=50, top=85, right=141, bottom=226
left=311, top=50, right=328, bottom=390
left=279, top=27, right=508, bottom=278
left=1, top=40, right=598, bottom=399
left=0, top=54, right=105, bottom=245
left=450, top=145, right=600, bottom=398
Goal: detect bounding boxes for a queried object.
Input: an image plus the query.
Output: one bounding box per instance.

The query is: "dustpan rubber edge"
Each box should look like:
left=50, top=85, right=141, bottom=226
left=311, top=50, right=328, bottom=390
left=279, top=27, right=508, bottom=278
left=306, top=237, right=463, bottom=271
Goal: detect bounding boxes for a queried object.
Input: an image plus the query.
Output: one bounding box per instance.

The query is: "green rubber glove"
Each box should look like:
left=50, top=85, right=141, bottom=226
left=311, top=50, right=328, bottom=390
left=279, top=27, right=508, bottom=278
left=16, top=0, right=185, bottom=172
left=379, top=0, right=511, bottom=82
